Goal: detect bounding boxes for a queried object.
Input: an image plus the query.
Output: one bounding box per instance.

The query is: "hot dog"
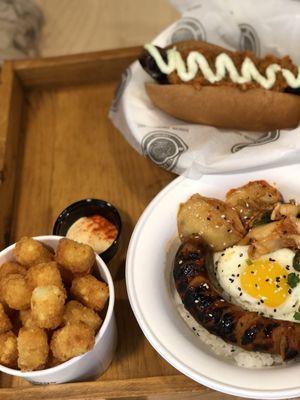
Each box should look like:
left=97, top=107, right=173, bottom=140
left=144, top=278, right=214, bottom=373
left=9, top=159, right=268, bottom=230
left=140, top=40, right=300, bottom=132
left=174, top=235, right=300, bottom=360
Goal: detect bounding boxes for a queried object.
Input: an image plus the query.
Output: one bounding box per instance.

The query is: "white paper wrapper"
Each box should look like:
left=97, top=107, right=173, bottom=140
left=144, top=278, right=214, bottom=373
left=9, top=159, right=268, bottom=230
left=109, top=0, right=300, bottom=178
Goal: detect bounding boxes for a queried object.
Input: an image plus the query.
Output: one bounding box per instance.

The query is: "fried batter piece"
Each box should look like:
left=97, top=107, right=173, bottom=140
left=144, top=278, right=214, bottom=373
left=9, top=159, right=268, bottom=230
left=62, top=301, right=102, bottom=332
left=26, top=261, right=64, bottom=290
left=14, top=237, right=53, bottom=267
left=17, top=327, right=49, bottom=371
left=0, top=303, right=12, bottom=333
left=55, top=238, right=95, bottom=275
left=2, top=274, right=32, bottom=310
left=50, top=322, right=95, bottom=362
left=71, top=275, right=109, bottom=311
left=31, top=285, right=66, bottom=329
left=0, top=262, right=26, bottom=279
left=0, top=331, right=18, bottom=368
left=19, top=309, right=37, bottom=329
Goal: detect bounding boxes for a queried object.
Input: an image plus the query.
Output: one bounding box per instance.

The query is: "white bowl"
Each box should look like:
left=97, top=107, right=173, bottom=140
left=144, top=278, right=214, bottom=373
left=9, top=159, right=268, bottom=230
left=0, top=235, right=117, bottom=384
left=126, top=164, right=300, bottom=399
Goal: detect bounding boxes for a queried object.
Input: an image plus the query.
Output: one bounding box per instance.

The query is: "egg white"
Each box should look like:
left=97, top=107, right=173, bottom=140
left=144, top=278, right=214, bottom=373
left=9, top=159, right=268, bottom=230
left=214, top=245, right=300, bottom=322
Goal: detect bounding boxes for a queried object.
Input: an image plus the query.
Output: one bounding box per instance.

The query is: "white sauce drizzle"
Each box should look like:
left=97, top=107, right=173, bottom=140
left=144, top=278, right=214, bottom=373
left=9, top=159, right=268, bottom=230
left=144, top=43, right=300, bottom=90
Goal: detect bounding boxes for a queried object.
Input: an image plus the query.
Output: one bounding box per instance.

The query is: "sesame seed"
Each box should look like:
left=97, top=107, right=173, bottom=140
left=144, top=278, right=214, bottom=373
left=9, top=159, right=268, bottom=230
left=229, top=278, right=234, bottom=283
left=239, top=293, right=243, bottom=296
left=276, top=277, right=280, bottom=282
left=238, top=264, right=241, bottom=268
left=274, top=309, right=277, bottom=312
left=238, top=287, right=241, bottom=291
left=231, top=274, right=235, bottom=277
left=221, top=253, right=225, bottom=257
left=207, top=217, right=211, bottom=221
left=265, top=278, right=270, bottom=282
left=257, top=301, right=260, bottom=305
left=192, top=327, right=196, bottom=331
left=276, top=284, right=280, bottom=288
left=255, top=284, right=258, bottom=287
left=251, top=271, right=254, bottom=274
left=286, top=266, right=290, bottom=270
left=269, top=258, right=275, bottom=262
left=237, top=274, right=240, bottom=277
left=288, top=289, right=292, bottom=294
left=261, top=299, right=264, bottom=303
left=239, top=253, right=243, bottom=257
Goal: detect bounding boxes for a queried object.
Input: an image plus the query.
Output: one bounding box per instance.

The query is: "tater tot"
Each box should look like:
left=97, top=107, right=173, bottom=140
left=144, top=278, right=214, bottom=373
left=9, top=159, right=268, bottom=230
left=0, top=262, right=26, bottom=279
left=50, top=322, right=95, bottom=362
left=0, top=262, right=27, bottom=304
left=0, top=303, right=12, bottom=333
left=19, top=309, right=37, bottom=329
left=31, top=285, right=66, bottom=329
left=2, top=274, right=32, bottom=310
left=0, top=331, right=18, bottom=367
left=71, top=275, right=109, bottom=311
left=26, top=262, right=64, bottom=290
left=62, top=301, right=102, bottom=332
left=17, top=327, right=48, bottom=371
left=14, top=237, right=53, bottom=267
left=55, top=238, right=95, bottom=274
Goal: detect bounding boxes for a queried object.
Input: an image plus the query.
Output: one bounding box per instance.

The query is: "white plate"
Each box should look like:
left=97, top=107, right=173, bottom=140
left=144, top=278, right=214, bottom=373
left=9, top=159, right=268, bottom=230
left=126, top=164, right=300, bottom=399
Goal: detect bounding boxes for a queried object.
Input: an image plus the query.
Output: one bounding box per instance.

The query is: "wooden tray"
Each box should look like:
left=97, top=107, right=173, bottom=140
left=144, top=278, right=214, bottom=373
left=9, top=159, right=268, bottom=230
left=0, top=47, right=238, bottom=400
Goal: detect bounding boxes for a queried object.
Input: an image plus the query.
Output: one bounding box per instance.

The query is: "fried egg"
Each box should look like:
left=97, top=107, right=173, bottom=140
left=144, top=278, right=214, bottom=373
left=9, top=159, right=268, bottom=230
left=214, top=245, right=300, bottom=322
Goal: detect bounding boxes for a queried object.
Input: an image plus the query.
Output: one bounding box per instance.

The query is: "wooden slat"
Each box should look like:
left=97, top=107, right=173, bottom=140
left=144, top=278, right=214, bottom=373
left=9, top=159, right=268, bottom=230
left=0, top=375, right=206, bottom=400
left=0, top=62, right=24, bottom=247
left=13, top=47, right=142, bottom=89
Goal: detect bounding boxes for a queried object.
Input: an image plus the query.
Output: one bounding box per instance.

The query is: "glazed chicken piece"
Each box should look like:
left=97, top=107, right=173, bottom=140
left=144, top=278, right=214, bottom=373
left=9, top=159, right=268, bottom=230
left=240, top=216, right=300, bottom=258
left=226, top=180, right=283, bottom=228
left=178, top=194, right=246, bottom=251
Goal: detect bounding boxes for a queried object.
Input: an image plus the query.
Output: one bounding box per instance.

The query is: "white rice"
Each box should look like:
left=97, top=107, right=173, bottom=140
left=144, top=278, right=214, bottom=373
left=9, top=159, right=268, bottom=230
left=174, top=292, right=283, bottom=368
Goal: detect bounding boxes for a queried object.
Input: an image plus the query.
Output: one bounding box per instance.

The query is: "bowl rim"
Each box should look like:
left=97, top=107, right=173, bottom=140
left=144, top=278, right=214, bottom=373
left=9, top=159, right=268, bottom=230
left=0, top=235, right=115, bottom=378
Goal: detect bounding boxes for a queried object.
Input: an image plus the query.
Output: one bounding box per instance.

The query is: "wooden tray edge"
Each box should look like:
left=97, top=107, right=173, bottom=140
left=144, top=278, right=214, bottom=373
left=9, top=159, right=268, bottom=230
left=13, top=46, right=142, bottom=89
left=0, top=62, right=24, bottom=247
left=1, top=374, right=206, bottom=400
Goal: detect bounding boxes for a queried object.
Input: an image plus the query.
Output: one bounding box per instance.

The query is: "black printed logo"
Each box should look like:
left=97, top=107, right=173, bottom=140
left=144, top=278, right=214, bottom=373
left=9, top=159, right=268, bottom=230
left=231, top=130, right=280, bottom=153
left=239, top=23, right=260, bottom=56
left=111, top=68, right=132, bottom=112
left=170, top=17, right=206, bottom=44
left=141, top=131, right=188, bottom=171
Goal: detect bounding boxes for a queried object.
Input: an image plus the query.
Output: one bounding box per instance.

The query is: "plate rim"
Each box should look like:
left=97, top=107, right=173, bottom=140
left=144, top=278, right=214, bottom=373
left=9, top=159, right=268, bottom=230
left=126, top=169, right=300, bottom=399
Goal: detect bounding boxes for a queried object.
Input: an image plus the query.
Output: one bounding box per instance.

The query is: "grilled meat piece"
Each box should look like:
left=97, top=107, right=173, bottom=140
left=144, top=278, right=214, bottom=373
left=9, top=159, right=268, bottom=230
left=174, top=235, right=300, bottom=360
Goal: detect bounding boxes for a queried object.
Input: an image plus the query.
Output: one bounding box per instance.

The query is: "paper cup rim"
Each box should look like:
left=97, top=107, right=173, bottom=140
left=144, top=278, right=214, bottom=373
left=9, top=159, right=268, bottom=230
left=0, top=235, right=115, bottom=378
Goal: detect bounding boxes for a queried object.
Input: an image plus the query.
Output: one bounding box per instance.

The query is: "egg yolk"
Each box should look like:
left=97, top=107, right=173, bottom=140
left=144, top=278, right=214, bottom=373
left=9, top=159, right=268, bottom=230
left=240, top=259, right=289, bottom=307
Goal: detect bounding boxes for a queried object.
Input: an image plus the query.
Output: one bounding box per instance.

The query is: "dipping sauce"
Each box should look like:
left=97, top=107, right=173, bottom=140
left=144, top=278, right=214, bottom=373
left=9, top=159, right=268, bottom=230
left=66, top=215, right=118, bottom=254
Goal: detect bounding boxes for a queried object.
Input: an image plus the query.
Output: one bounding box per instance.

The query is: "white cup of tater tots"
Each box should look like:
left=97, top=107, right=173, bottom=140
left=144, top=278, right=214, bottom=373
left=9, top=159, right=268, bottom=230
left=0, top=235, right=117, bottom=384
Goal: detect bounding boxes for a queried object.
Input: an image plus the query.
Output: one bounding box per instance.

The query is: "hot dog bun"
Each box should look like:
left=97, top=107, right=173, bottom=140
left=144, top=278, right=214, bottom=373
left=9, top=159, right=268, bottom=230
left=145, top=83, right=300, bottom=131
left=141, top=40, right=300, bottom=132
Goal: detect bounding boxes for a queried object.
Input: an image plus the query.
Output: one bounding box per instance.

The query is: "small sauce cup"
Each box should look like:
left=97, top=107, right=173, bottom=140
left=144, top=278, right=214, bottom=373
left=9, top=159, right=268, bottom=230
left=53, top=199, right=122, bottom=263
